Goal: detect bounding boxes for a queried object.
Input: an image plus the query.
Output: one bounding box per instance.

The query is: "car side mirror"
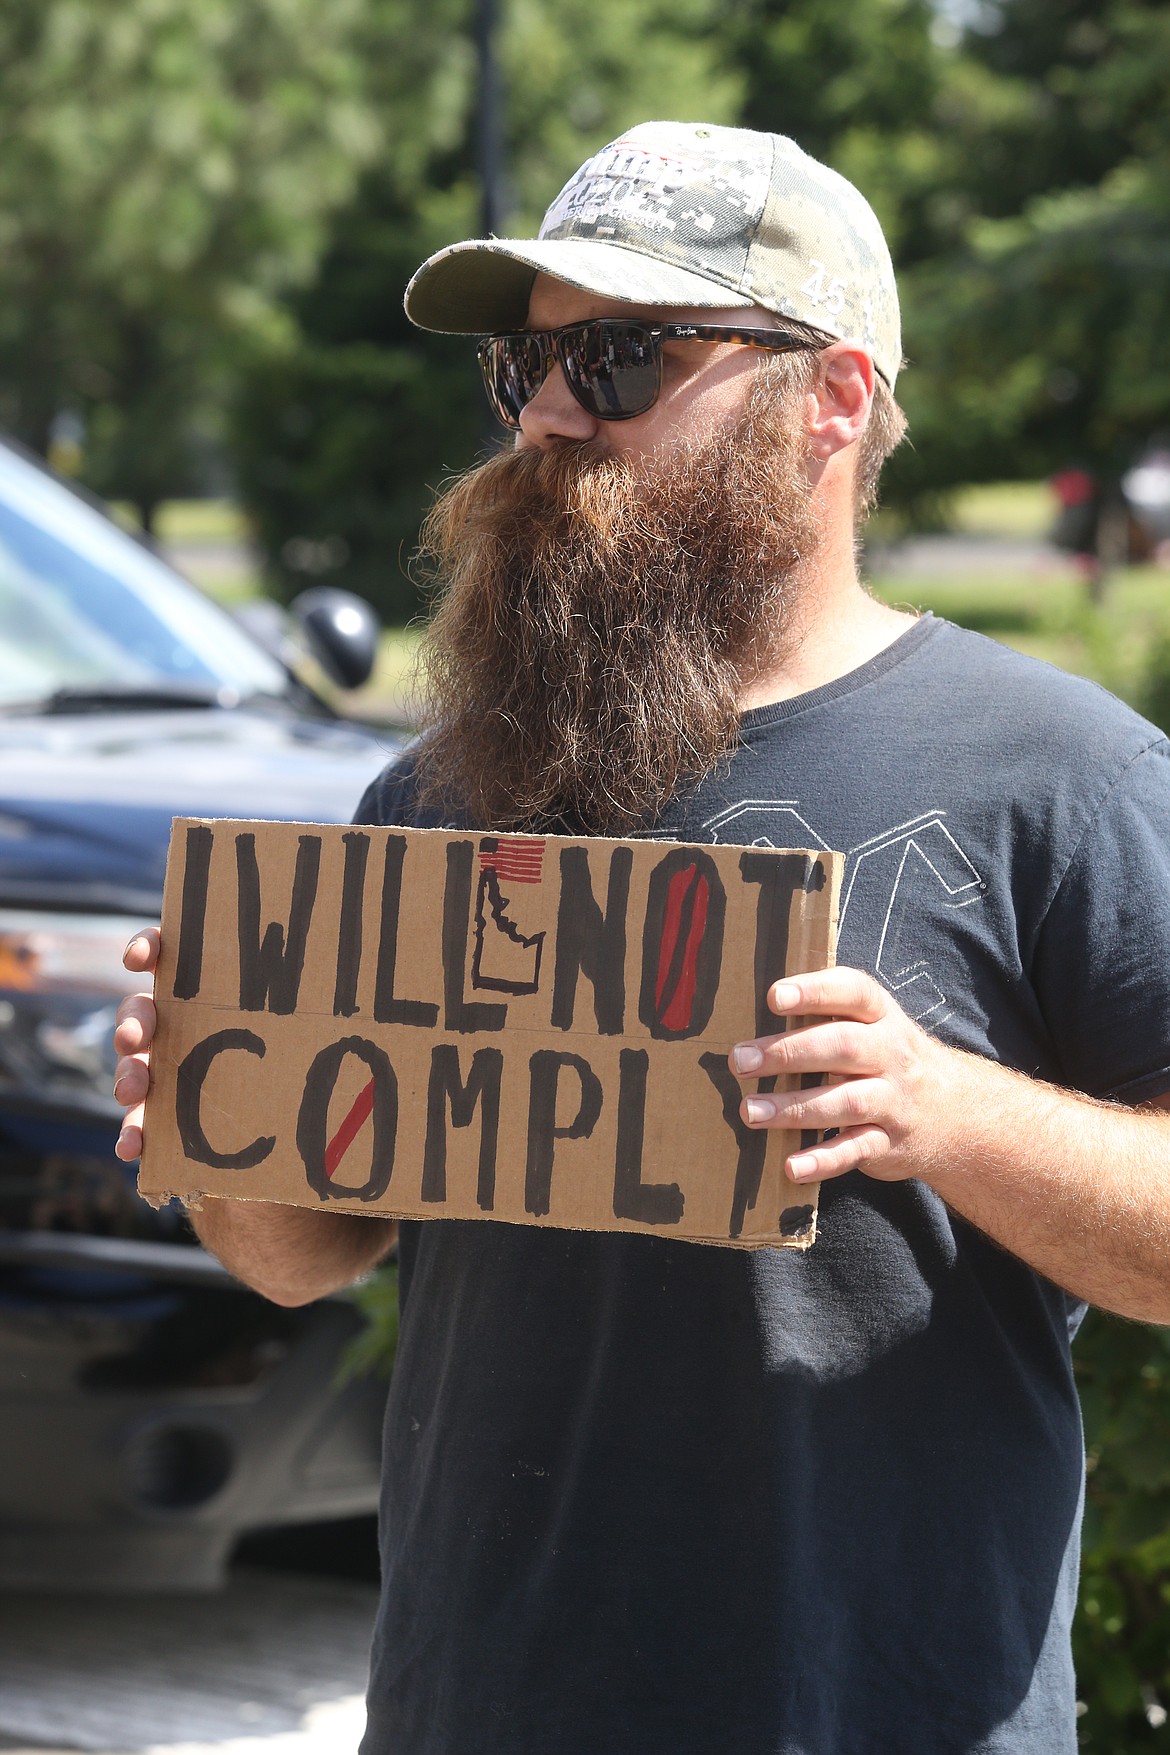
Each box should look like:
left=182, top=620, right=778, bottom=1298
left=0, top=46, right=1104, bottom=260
left=290, top=588, right=380, bottom=691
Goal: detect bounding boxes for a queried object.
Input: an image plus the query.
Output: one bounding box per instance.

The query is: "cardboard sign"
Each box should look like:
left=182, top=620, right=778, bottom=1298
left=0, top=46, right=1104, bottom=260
left=139, top=820, right=842, bottom=1249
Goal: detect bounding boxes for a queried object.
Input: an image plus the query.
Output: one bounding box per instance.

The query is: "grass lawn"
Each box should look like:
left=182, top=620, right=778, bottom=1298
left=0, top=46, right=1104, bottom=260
left=113, top=499, right=252, bottom=544
left=947, top=480, right=1053, bottom=539
left=871, top=566, right=1170, bottom=726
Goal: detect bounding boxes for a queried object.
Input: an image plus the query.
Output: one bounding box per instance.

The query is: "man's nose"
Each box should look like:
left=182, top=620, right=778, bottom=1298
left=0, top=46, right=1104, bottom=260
left=516, top=355, right=600, bottom=449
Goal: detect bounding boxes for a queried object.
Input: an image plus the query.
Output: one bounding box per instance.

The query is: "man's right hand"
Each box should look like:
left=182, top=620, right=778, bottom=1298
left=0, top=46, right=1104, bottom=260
left=109, top=923, right=396, bottom=1303
left=113, top=926, right=160, bottom=1162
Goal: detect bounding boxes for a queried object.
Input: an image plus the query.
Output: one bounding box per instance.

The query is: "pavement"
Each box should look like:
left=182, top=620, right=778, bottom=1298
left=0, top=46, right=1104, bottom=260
left=0, top=1570, right=376, bottom=1755
left=867, top=532, right=1057, bottom=579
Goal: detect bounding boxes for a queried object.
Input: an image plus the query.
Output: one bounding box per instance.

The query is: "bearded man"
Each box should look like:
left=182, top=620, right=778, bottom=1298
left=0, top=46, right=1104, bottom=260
left=115, top=123, right=1170, bottom=1754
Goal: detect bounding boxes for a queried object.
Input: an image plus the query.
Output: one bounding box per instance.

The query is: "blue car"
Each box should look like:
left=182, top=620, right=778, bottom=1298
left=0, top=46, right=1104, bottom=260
left=0, top=439, right=398, bottom=1589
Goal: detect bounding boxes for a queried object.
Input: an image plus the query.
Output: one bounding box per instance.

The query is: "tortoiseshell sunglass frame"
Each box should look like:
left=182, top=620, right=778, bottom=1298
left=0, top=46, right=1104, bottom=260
left=476, top=317, right=831, bottom=428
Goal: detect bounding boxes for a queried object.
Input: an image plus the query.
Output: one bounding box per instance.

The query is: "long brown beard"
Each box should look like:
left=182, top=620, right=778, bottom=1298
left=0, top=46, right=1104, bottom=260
left=410, top=368, right=818, bottom=834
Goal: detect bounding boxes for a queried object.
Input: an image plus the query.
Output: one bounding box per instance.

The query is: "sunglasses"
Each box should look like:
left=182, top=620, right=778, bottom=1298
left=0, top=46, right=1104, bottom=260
left=476, top=318, right=828, bottom=428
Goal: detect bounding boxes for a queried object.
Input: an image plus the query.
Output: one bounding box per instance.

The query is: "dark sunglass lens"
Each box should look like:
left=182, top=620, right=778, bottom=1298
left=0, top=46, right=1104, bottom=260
left=562, top=322, right=660, bottom=419
left=481, top=334, right=546, bottom=427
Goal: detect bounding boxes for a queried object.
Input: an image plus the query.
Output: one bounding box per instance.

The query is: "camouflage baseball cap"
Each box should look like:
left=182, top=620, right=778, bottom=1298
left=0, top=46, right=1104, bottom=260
left=404, top=120, right=902, bottom=386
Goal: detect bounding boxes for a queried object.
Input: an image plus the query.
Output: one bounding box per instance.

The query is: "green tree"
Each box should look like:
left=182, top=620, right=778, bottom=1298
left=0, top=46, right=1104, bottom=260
left=232, top=0, right=741, bottom=621
left=710, top=0, right=981, bottom=528
left=720, top=0, right=948, bottom=269
left=884, top=0, right=1170, bottom=556
left=1074, top=1311, right=1170, bottom=1746
left=232, top=181, right=484, bottom=621
left=0, top=0, right=384, bottom=528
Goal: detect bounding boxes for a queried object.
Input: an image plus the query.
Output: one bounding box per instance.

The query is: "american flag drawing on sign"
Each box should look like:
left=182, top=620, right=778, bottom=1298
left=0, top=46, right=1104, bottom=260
left=478, top=837, right=545, bottom=884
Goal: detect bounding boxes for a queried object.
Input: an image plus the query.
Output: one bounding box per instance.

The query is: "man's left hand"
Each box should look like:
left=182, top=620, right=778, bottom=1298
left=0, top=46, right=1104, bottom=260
left=730, top=966, right=1170, bottom=1324
left=730, top=966, right=963, bottom=1185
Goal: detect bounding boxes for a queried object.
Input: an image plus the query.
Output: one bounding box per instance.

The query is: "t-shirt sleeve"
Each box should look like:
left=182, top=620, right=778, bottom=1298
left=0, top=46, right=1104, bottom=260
left=352, top=747, right=422, bottom=829
left=1033, top=738, right=1170, bottom=1101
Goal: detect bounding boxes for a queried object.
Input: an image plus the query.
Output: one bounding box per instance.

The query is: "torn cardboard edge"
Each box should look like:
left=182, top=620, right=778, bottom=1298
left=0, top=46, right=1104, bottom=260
left=140, top=819, right=842, bottom=1250
left=143, top=1187, right=820, bottom=1250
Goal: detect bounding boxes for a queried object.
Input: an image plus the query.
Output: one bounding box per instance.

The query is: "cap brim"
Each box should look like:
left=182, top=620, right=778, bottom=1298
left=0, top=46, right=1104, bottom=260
left=404, top=238, right=754, bottom=334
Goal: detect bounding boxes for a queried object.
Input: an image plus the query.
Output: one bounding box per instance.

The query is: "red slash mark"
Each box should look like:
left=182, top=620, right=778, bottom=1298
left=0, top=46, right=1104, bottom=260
left=325, top=1077, right=376, bottom=1179
left=655, top=865, right=710, bottom=1032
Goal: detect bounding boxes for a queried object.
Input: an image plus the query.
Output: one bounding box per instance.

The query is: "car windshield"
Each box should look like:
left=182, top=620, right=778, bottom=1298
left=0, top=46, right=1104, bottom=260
left=0, top=442, right=288, bottom=709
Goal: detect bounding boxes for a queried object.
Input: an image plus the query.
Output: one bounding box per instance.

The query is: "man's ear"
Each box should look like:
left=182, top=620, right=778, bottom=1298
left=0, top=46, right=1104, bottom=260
left=805, top=344, right=875, bottom=462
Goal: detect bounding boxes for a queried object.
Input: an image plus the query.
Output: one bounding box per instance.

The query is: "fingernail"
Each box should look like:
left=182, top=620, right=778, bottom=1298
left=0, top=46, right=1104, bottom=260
left=789, top=1154, right=817, bottom=1179
left=124, top=936, right=145, bottom=958
left=733, top=1043, right=763, bottom=1074
left=771, top=982, right=801, bottom=1009
left=113, top=1075, right=127, bottom=1103
left=744, top=1096, right=776, bottom=1124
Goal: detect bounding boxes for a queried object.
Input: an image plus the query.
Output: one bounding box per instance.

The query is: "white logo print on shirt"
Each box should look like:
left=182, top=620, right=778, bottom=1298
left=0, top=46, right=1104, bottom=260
left=702, top=802, right=986, bottom=1030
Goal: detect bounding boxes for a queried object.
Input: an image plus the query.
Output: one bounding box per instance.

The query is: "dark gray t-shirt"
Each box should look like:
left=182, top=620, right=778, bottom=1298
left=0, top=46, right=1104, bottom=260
left=356, top=616, right=1170, bottom=1755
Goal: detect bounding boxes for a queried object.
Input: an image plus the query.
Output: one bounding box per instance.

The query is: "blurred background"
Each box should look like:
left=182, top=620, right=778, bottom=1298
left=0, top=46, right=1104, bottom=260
left=4, top=0, right=1170, bottom=683
left=1, top=0, right=1170, bottom=1749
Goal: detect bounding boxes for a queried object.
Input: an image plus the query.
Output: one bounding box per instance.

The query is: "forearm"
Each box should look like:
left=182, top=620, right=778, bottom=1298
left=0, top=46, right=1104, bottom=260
left=920, top=1054, right=1170, bottom=1324
left=113, top=940, right=397, bottom=1304
left=734, top=969, right=1170, bottom=1326
left=188, top=1198, right=397, bottom=1307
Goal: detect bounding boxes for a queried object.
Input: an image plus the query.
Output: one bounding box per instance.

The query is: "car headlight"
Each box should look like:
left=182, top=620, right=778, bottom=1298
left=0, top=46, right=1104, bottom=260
left=0, top=911, right=153, bottom=1108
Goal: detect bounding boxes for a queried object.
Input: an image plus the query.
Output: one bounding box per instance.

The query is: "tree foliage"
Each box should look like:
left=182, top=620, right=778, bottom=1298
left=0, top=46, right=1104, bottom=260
left=720, top=0, right=948, bottom=272
left=0, top=0, right=383, bottom=525
left=1074, top=1312, right=1170, bottom=1746
left=886, top=0, right=1170, bottom=517
left=234, top=0, right=742, bottom=619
